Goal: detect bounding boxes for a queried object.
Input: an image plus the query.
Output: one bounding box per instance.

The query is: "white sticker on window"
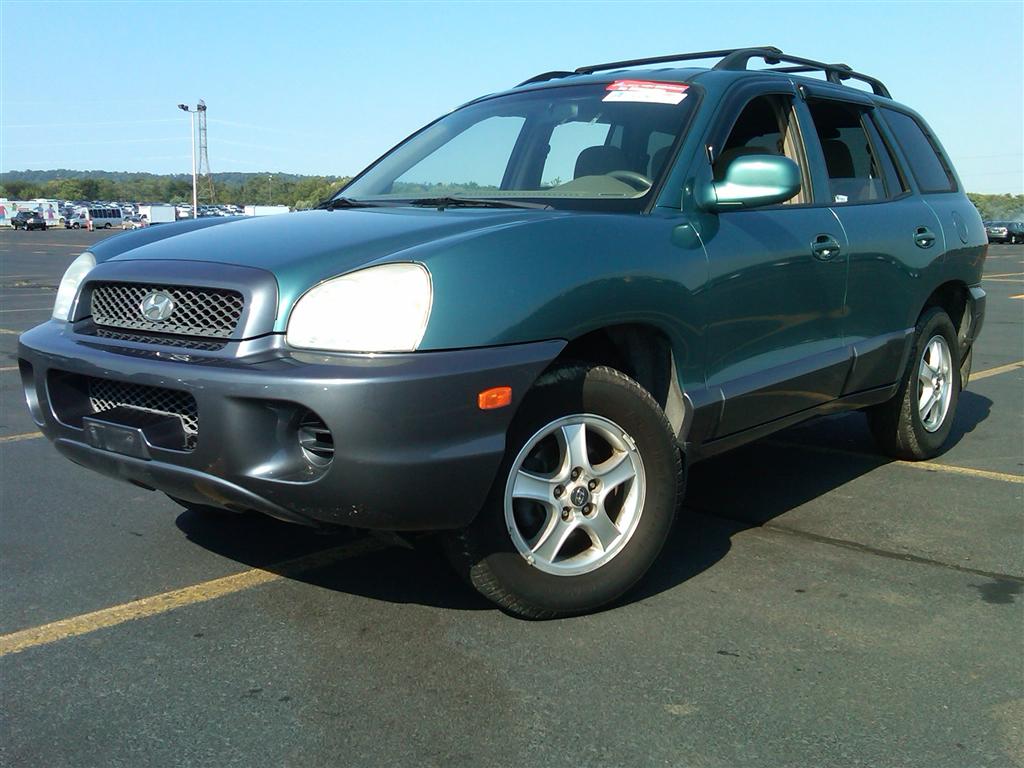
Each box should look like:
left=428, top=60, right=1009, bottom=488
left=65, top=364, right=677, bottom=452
left=603, top=79, right=688, bottom=105
left=834, top=194, right=848, bottom=203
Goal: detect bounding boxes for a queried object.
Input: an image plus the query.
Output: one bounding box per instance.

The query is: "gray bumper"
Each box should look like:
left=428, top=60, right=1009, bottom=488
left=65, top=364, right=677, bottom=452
left=18, top=321, right=563, bottom=530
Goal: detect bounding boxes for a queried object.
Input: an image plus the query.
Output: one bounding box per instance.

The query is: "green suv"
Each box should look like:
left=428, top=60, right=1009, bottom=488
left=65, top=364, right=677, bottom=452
left=19, top=47, right=987, bottom=618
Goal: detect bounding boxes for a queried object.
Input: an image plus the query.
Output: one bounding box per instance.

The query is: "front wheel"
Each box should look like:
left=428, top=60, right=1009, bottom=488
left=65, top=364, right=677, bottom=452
left=867, top=307, right=960, bottom=460
left=444, top=364, right=683, bottom=618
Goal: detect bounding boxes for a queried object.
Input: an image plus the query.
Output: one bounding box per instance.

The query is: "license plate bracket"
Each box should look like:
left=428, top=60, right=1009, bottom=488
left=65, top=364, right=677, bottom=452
left=82, top=407, right=185, bottom=458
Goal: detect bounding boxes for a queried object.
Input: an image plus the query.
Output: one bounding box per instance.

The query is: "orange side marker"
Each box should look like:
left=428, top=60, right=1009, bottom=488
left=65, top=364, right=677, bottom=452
left=478, top=386, right=513, bottom=410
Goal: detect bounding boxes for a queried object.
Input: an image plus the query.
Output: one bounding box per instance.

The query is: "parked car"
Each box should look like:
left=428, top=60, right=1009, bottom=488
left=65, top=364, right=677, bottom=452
left=18, top=47, right=987, bottom=618
left=121, top=215, right=145, bottom=230
left=984, top=220, right=1024, bottom=244
left=11, top=211, right=47, bottom=230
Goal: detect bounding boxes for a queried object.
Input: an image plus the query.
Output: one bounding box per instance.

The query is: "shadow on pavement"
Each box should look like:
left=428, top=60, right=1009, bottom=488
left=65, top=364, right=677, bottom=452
left=176, top=392, right=993, bottom=614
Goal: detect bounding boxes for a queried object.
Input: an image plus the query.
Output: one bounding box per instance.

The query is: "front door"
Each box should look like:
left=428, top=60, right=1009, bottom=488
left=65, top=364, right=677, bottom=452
left=696, top=87, right=850, bottom=438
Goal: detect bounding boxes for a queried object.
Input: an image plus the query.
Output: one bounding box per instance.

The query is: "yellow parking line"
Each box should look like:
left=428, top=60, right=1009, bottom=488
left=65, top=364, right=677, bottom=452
left=1011, top=294, right=1024, bottom=300
left=985, top=272, right=1024, bottom=278
left=0, top=431, right=43, bottom=443
left=985, top=277, right=1024, bottom=283
left=972, top=360, right=1024, bottom=381
left=0, top=537, right=388, bottom=657
left=766, top=440, right=1023, bottom=484
left=0, top=328, right=20, bottom=335
left=0, top=366, right=17, bottom=372
left=896, top=461, right=1023, bottom=484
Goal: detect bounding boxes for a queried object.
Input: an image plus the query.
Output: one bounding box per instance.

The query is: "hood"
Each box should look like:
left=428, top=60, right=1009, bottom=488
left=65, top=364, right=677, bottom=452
left=91, top=208, right=556, bottom=319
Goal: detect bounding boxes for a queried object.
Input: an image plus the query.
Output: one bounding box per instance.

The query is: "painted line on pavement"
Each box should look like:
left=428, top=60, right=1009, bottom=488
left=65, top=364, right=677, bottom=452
left=0, top=537, right=389, bottom=657
left=0, top=366, right=17, bottom=372
left=766, top=440, right=1023, bottom=484
left=971, top=360, right=1023, bottom=381
left=0, top=328, right=19, bottom=335
left=0, top=307, right=50, bottom=313
left=0, top=431, right=43, bottom=444
left=984, top=272, right=1024, bottom=278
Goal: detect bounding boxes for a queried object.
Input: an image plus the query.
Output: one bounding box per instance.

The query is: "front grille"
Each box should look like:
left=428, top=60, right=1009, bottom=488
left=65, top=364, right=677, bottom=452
left=91, top=327, right=227, bottom=352
left=88, top=377, right=198, bottom=449
left=90, top=282, right=244, bottom=338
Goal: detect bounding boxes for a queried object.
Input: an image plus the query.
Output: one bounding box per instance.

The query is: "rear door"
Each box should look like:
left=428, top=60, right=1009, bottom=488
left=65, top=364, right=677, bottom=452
left=696, top=81, right=852, bottom=438
left=799, top=91, right=944, bottom=393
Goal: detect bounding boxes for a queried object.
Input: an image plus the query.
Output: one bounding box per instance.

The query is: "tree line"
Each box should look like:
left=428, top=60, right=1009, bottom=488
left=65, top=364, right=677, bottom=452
left=967, top=193, right=1024, bottom=222
left=1, top=171, right=1019, bottom=219
left=0, top=171, right=351, bottom=210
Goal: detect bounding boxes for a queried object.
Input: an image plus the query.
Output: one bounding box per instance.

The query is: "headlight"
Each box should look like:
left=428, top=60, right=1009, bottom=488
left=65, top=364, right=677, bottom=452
left=286, top=263, right=432, bottom=352
left=53, top=252, right=96, bottom=321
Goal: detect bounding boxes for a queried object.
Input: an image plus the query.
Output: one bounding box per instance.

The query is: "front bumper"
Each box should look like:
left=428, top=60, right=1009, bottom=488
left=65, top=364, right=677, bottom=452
left=18, top=322, right=563, bottom=530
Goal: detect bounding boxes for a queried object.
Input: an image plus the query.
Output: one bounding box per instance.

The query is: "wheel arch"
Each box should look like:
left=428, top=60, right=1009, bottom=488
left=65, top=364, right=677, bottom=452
left=548, top=323, right=689, bottom=440
left=920, top=280, right=971, bottom=344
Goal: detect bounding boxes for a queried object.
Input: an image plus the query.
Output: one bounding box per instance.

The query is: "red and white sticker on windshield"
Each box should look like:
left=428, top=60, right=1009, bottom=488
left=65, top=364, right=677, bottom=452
left=603, top=80, right=688, bottom=105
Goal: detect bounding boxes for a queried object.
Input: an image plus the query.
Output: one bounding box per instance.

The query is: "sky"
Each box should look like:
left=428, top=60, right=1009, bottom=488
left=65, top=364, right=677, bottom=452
left=1, top=0, right=1022, bottom=194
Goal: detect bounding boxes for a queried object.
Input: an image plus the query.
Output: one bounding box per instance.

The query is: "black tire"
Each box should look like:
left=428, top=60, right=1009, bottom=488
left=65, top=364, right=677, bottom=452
left=103, top=222, right=112, bottom=229
left=443, top=363, right=683, bottom=619
left=867, top=307, right=960, bottom=460
left=72, top=222, right=80, bottom=229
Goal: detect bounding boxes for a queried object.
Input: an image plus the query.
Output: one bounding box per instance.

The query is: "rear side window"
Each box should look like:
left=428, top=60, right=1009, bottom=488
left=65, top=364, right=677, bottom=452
left=880, top=108, right=956, bottom=193
left=805, top=99, right=888, bottom=204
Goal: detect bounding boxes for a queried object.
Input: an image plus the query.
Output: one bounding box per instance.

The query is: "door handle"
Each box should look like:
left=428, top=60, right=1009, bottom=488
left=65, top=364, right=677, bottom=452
left=811, top=234, right=841, bottom=261
left=914, top=226, right=937, bottom=249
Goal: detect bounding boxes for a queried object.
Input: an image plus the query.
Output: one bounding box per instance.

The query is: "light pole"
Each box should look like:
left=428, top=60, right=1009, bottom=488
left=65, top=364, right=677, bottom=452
left=177, top=103, right=200, bottom=219
left=268, top=175, right=273, bottom=205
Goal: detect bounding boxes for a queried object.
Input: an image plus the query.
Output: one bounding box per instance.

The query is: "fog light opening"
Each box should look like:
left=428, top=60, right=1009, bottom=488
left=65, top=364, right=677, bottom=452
left=297, top=410, right=334, bottom=466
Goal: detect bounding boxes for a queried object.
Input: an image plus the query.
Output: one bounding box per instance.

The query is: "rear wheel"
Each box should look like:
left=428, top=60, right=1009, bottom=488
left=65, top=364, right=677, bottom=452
left=444, top=364, right=682, bottom=618
left=867, top=307, right=960, bottom=460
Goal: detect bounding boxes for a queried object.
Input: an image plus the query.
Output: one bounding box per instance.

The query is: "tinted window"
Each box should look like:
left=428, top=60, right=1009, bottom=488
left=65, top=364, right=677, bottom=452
left=806, top=99, right=887, bottom=204
left=864, top=114, right=909, bottom=195
left=880, top=108, right=956, bottom=193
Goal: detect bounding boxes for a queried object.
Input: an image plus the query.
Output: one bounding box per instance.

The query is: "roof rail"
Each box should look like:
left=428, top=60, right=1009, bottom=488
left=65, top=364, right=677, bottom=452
left=516, top=70, right=575, bottom=87
left=573, top=47, right=782, bottom=75
left=713, top=49, right=891, bottom=98
left=516, top=46, right=891, bottom=99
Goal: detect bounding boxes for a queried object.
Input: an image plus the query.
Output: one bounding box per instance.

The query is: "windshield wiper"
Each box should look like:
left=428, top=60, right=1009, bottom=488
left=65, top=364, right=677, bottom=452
left=407, top=196, right=551, bottom=210
left=317, top=197, right=393, bottom=210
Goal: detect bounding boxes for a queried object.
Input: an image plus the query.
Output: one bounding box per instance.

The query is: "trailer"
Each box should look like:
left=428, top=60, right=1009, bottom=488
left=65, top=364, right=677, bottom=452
left=137, top=204, right=176, bottom=225
left=244, top=205, right=290, bottom=217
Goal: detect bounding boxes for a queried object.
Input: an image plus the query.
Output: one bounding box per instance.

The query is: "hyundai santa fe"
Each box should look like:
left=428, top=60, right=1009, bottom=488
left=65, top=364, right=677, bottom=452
left=19, top=47, right=987, bottom=617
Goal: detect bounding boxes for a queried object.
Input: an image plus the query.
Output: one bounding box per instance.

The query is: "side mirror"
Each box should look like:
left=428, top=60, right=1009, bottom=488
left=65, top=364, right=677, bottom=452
left=698, top=155, right=801, bottom=212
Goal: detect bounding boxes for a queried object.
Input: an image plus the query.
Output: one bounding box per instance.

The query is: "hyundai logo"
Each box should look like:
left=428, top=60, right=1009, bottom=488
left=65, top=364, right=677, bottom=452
left=139, top=291, right=175, bottom=322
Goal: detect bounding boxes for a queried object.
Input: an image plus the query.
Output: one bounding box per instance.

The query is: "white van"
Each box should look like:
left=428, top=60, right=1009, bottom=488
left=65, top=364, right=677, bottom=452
left=67, top=207, right=123, bottom=229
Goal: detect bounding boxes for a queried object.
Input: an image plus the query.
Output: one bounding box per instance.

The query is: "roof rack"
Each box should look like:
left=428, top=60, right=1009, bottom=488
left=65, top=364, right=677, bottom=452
left=517, top=46, right=891, bottom=99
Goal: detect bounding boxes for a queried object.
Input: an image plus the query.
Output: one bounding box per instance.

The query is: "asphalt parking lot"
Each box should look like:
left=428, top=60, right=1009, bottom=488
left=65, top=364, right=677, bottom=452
left=0, top=227, right=1021, bottom=767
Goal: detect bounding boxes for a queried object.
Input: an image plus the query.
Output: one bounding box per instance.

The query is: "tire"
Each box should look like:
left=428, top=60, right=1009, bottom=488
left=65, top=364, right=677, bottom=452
left=103, top=223, right=112, bottom=229
left=443, top=363, right=683, bottom=619
left=867, top=307, right=960, bottom=460
left=72, top=223, right=80, bottom=229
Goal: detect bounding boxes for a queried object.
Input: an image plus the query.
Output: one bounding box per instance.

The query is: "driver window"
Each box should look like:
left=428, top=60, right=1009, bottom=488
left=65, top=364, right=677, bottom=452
left=715, top=94, right=808, bottom=204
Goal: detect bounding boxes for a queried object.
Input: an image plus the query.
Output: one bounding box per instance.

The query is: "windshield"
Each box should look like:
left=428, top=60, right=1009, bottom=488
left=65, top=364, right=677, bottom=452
left=339, top=81, right=698, bottom=210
